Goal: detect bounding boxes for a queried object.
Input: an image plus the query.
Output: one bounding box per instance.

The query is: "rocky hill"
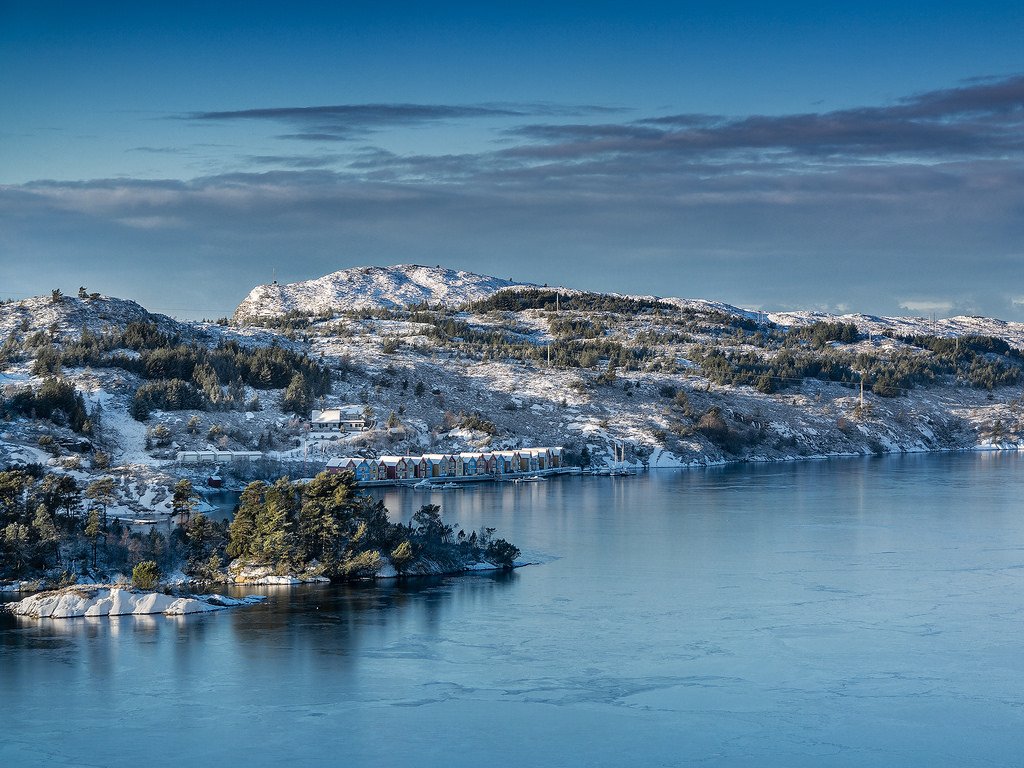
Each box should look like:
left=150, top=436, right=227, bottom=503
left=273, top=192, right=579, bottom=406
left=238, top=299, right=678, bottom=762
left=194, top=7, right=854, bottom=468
left=233, top=264, right=535, bottom=322
left=0, top=293, right=184, bottom=342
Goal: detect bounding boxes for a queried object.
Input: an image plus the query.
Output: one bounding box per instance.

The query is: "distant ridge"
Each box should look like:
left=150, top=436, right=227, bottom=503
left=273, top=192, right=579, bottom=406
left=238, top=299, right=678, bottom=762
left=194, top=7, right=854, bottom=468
left=232, top=264, right=535, bottom=321
left=230, top=263, right=1024, bottom=349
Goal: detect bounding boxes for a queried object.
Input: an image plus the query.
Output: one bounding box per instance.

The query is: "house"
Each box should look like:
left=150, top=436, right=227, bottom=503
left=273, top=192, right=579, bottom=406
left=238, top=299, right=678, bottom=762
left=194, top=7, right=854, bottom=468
left=364, top=458, right=381, bottom=481
left=513, top=450, right=530, bottom=472
left=325, top=457, right=358, bottom=474
left=458, top=453, right=478, bottom=476
left=310, top=406, right=368, bottom=433
left=550, top=447, right=563, bottom=468
left=527, top=448, right=549, bottom=470
left=493, top=450, right=516, bottom=474
left=379, top=456, right=412, bottom=480
left=478, top=453, right=496, bottom=475
left=424, top=454, right=458, bottom=477
left=412, top=456, right=429, bottom=478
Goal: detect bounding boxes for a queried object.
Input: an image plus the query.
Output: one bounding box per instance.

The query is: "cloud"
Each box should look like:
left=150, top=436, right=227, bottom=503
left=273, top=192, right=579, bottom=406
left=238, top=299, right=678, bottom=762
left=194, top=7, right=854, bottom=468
left=187, top=102, right=621, bottom=142
left=899, top=300, right=956, bottom=316
left=245, top=154, right=344, bottom=169
left=504, top=73, right=1024, bottom=162
left=127, top=146, right=186, bottom=154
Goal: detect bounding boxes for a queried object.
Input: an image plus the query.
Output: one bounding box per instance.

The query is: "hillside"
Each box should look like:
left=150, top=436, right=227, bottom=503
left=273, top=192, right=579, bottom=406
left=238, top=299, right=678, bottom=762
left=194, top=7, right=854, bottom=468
left=2, top=265, right=1024, bottom=522
left=233, top=264, right=535, bottom=322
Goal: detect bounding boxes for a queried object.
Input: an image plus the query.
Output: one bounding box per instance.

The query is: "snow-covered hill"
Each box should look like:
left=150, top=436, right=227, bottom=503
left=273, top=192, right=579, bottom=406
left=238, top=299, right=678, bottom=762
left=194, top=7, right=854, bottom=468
left=0, top=294, right=183, bottom=342
left=767, top=310, right=1024, bottom=349
left=233, top=264, right=535, bottom=321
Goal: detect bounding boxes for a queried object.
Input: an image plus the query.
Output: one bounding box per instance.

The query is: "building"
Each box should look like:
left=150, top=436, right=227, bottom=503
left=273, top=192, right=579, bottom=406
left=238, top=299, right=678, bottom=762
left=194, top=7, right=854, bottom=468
left=177, top=450, right=263, bottom=465
left=310, top=406, right=369, bottom=433
left=326, top=447, right=566, bottom=482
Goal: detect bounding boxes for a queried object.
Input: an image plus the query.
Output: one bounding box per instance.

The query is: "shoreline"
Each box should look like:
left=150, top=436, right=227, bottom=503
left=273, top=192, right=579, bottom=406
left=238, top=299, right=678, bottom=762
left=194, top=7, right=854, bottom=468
left=1, top=585, right=267, bottom=619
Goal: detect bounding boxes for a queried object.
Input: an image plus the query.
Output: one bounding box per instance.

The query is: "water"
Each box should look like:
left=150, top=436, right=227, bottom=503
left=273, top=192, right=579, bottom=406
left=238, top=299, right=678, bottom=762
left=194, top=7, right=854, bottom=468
left=3, top=453, right=1024, bottom=767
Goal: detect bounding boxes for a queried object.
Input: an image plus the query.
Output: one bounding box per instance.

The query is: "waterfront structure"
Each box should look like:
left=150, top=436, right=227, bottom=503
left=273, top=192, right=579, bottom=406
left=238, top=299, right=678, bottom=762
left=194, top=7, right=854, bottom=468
left=177, top=450, right=263, bottom=465
left=325, top=446, right=564, bottom=482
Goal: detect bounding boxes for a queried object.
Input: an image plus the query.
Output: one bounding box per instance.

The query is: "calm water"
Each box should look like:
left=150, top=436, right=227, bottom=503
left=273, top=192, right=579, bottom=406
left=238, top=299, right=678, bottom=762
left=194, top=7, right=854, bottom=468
left=3, top=454, right=1024, bottom=767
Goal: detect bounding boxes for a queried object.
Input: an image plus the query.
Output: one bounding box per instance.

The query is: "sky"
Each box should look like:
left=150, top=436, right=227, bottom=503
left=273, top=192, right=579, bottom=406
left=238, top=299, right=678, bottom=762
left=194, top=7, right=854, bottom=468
left=1, top=1, right=1023, bottom=321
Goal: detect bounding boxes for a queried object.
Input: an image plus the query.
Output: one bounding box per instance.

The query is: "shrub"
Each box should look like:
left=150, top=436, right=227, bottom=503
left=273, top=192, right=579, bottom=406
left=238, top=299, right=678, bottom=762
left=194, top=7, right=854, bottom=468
left=132, top=560, right=160, bottom=590
left=484, top=538, right=521, bottom=569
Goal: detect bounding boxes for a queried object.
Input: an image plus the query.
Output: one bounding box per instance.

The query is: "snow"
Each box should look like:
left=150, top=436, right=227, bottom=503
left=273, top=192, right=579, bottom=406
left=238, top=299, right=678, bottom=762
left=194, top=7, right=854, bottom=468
left=233, top=264, right=536, bottom=320
left=767, top=310, right=1024, bottom=350
left=3, top=586, right=266, bottom=619
left=228, top=563, right=330, bottom=585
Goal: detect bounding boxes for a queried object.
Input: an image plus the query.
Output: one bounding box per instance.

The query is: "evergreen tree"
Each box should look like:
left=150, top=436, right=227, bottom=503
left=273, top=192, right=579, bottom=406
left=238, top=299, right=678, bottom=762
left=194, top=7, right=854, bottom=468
left=297, top=471, right=357, bottom=566
left=40, top=474, right=80, bottom=517
left=227, top=481, right=265, bottom=560
left=172, top=479, right=199, bottom=525
left=84, top=508, right=102, bottom=570
left=132, top=560, right=160, bottom=590
left=31, top=503, right=59, bottom=568
left=85, top=476, right=116, bottom=525
left=282, top=373, right=311, bottom=415
left=253, top=478, right=295, bottom=565
left=390, top=540, right=414, bottom=575
left=2, top=522, right=31, bottom=576
left=183, top=513, right=219, bottom=567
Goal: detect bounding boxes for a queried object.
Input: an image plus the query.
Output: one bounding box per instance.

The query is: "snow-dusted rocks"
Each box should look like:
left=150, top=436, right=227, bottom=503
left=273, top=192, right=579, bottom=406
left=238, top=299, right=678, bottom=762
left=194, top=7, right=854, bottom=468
left=0, top=293, right=182, bottom=344
left=228, top=561, right=331, bottom=585
left=4, top=586, right=266, bottom=619
left=233, top=264, right=534, bottom=320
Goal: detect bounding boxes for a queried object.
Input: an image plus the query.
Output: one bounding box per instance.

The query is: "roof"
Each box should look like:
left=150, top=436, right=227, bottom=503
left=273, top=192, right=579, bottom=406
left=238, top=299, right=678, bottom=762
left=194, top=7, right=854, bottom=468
left=312, top=406, right=365, bottom=422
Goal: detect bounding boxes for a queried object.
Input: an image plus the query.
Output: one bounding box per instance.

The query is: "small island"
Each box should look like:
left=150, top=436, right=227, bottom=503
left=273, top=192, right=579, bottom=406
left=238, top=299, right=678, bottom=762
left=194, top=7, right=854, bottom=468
left=0, top=468, right=523, bottom=610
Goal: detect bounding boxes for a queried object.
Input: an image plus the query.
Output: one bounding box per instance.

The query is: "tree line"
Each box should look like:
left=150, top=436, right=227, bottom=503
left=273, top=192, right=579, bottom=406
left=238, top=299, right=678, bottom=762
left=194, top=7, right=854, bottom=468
left=12, top=321, right=331, bottom=420
left=0, top=468, right=519, bottom=585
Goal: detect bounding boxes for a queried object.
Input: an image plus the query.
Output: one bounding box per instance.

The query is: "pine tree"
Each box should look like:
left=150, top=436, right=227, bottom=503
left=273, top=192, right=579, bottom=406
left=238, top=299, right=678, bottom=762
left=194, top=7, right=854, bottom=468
left=297, top=472, right=356, bottom=566
left=132, top=560, right=160, bottom=590
left=390, top=540, right=414, bottom=575
left=172, top=479, right=199, bottom=525
left=282, top=373, right=310, bottom=415
left=253, top=478, right=295, bottom=565
left=86, top=476, right=116, bottom=525
left=85, top=508, right=102, bottom=570
left=31, top=504, right=59, bottom=567
left=227, top=481, right=265, bottom=560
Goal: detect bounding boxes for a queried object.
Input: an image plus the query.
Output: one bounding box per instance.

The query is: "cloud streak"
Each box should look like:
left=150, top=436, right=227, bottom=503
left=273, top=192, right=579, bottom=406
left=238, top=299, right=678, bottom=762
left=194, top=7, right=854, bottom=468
left=188, top=102, right=623, bottom=141
left=505, top=74, right=1024, bottom=161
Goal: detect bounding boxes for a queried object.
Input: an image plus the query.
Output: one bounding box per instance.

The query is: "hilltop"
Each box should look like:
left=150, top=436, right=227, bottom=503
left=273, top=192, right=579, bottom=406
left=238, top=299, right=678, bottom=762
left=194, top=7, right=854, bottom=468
left=233, top=264, right=535, bottom=322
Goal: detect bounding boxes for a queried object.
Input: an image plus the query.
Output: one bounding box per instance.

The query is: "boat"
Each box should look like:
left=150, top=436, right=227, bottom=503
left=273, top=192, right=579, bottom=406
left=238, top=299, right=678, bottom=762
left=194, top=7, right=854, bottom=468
left=439, top=482, right=461, bottom=489
left=413, top=479, right=433, bottom=489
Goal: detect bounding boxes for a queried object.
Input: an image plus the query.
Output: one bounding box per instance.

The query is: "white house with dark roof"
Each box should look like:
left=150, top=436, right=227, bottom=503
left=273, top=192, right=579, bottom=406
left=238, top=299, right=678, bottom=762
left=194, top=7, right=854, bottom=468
left=310, top=406, right=368, bottom=433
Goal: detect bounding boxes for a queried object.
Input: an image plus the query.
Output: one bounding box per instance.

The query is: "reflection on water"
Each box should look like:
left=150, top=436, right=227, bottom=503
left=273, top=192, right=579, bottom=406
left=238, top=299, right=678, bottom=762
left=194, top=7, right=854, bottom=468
left=4, top=453, right=1024, bottom=768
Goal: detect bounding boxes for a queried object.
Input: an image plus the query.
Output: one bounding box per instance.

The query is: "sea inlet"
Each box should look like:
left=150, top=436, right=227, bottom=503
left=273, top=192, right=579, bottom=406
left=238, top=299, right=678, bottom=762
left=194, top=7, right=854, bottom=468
left=3, top=452, right=1023, bottom=767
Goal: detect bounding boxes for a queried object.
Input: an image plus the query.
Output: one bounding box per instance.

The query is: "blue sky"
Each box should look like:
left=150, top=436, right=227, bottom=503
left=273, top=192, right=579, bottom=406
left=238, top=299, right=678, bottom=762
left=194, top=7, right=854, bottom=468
left=2, top=2, right=1023, bottom=320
